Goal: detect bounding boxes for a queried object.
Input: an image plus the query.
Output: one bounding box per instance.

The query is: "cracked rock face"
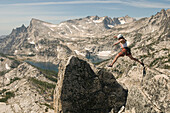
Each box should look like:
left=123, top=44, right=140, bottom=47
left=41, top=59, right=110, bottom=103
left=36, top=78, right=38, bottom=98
left=54, top=56, right=127, bottom=113
left=124, top=74, right=169, bottom=113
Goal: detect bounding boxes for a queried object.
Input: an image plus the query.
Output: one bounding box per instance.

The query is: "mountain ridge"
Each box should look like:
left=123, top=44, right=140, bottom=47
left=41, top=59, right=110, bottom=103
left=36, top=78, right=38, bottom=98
left=0, top=9, right=169, bottom=113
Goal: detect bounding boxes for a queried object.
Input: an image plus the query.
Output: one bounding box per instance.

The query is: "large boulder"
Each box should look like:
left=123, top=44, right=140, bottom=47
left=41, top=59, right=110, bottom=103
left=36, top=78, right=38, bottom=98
left=54, top=56, right=127, bottom=113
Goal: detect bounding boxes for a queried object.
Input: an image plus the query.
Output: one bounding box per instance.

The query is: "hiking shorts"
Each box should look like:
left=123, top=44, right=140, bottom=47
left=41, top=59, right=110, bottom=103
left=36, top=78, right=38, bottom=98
left=118, top=47, right=131, bottom=56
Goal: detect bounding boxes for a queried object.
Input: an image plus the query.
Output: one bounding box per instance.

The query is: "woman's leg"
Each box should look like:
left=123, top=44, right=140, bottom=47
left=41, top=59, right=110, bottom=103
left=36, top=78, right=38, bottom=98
left=128, top=55, right=144, bottom=66
left=108, top=54, right=122, bottom=67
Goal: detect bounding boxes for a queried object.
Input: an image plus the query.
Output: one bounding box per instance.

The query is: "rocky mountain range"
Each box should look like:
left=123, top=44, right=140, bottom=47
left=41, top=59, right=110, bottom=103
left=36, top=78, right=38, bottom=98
left=0, top=9, right=169, bottom=113
left=0, top=14, right=136, bottom=63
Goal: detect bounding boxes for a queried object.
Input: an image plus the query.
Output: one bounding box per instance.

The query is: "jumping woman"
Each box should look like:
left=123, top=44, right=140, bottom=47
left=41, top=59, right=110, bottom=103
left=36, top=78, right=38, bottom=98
left=108, top=34, right=144, bottom=67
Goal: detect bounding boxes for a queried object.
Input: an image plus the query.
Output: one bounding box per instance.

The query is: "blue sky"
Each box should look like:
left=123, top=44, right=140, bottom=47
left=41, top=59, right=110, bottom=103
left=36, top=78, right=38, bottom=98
left=0, top=0, right=170, bottom=35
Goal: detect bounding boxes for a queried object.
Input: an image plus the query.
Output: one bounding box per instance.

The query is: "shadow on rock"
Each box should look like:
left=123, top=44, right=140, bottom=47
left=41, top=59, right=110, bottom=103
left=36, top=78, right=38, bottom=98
left=54, top=56, right=128, bottom=113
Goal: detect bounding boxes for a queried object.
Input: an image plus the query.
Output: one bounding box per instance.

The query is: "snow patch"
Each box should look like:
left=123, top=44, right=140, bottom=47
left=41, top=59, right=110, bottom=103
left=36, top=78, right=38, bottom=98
left=65, top=25, right=72, bottom=34
left=29, top=41, right=35, bottom=44
left=93, top=20, right=103, bottom=23
left=74, top=50, right=85, bottom=56
left=108, top=24, right=114, bottom=28
left=43, top=23, right=57, bottom=28
left=72, top=25, right=84, bottom=32
left=78, top=25, right=87, bottom=29
left=152, top=29, right=155, bottom=32
left=119, top=19, right=125, bottom=24
left=85, top=48, right=90, bottom=50
left=43, top=23, right=57, bottom=31
left=15, top=50, right=18, bottom=54
left=58, top=23, right=65, bottom=27
left=67, top=43, right=72, bottom=45
left=72, top=25, right=80, bottom=31
left=5, top=64, right=11, bottom=70
left=48, top=32, right=51, bottom=36
left=35, top=46, right=39, bottom=51
left=51, top=28, right=55, bottom=31
left=71, top=38, right=77, bottom=40
left=97, top=51, right=111, bottom=56
left=29, top=52, right=33, bottom=55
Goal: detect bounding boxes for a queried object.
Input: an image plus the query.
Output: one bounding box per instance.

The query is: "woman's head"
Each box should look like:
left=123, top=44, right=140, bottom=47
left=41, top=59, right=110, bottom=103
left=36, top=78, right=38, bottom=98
left=117, top=34, right=124, bottom=40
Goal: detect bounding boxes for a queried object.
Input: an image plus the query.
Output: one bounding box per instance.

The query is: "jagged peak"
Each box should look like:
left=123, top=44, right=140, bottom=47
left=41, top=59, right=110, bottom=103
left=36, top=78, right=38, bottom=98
left=103, top=16, right=110, bottom=20
left=160, top=9, right=167, bottom=16
left=10, top=24, right=27, bottom=36
left=155, top=9, right=167, bottom=17
left=120, top=15, right=136, bottom=20
left=15, top=24, right=26, bottom=29
left=21, top=24, right=26, bottom=28
left=30, top=18, right=43, bottom=23
left=30, top=18, right=51, bottom=25
left=89, top=15, right=100, bottom=20
left=160, top=9, right=166, bottom=13
left=166, top=8, right=170, bottom=13
left=166, top=8, right=170, bottom=17
left=103, top=16, right=113, bottom=24
left=29, top=18, right=55, bottom=31
left=125, top=15, right=130, bottom=18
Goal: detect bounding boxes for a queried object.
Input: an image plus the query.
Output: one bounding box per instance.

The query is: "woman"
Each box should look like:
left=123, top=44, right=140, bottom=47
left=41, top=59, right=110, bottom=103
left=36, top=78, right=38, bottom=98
left=108, top=34, right=144, bottom=67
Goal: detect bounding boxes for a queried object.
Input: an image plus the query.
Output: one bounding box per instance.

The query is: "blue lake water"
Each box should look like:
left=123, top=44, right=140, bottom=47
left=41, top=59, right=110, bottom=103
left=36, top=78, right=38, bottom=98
left=86, top=56, right=107, bottom=64
left=25, top=56, right=106, bottom=73
left=25, top=61, right=59, bottom=73
left=91, top=59, right=105, bottom=63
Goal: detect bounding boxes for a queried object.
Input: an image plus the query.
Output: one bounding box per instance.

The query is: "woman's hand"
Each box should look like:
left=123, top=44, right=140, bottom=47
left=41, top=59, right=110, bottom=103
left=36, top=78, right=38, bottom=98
left=113, top=36, right=117, bottom=38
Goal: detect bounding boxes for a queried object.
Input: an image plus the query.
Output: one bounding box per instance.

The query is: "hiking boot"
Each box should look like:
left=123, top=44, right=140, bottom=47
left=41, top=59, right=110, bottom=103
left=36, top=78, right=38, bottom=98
left=141, top=62, right=144, bottom=67
left=107, top=64, right=113, bottom=67
left=143, top=67, right=146, bottom=76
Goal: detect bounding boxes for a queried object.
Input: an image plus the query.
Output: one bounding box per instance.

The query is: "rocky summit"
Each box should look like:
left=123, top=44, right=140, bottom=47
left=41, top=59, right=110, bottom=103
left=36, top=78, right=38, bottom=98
left=54, top=56, right=127, bottom=113
left=0, top=9, right=169, bottom=113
